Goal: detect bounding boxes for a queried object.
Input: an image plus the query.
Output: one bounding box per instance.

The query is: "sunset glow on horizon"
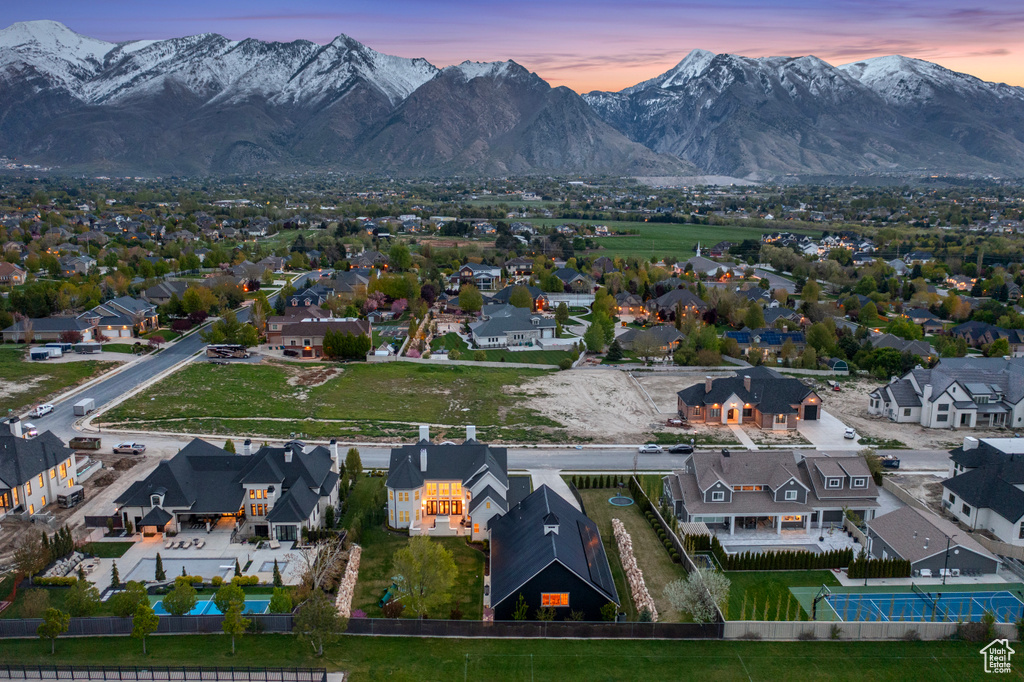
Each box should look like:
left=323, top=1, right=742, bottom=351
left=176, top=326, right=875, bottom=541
left=6, top=0, right=1024, bottom=93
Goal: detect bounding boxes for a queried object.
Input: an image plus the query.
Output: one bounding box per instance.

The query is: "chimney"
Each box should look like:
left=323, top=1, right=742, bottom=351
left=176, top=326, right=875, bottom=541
left=922, top=384, right=932, bottom=406
left=8, top=416, right=22, bottom=438
left=963, top=436, right=979, bottom=451
left=284, top=445, right=294, bottom=463
left=743, top=375, right=751, bottom=392
left=419, top=425, right=430, bottom=443
left=243, top=438, right=251, bottom=457
left=420, top=447, right=428, bottom=473
left=705, top=376, right=713, bottom=393
left=923, top=537, right=930, bottom=550
left=466, top=425, right=477, bottom=442
left=330, top=439, right=339, bottom=472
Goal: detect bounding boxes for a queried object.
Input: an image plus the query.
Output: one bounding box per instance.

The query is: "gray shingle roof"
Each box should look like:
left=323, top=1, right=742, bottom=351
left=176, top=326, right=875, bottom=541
left=0, top=423, right=74, bottom=489
left=676, top=367, right=815, bottom=415
left=868, top=506, right=996, bottom=564
left=387, top=441, right=508, bottom=490
left=944, top=458, right=1024, bottom=523
left=489, top=486, right=618, bottom=608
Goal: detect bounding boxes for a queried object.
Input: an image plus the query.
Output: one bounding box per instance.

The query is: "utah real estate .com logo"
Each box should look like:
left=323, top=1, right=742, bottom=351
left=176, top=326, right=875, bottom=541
left=981, top=639, right=1014, bottom=674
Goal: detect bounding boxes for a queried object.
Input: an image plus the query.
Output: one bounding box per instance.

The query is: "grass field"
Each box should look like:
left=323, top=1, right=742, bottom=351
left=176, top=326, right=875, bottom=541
left=81, top=541, right=133, bottom=558
left=0, top=346, right=117, bottom=414
left=520, top=219, right=820, bottom=259
left=99, top=361, right=566, bottom=441
left=578, top=488, right=689, bottom=622
left=0, top=634, right=993, bottom=681
left=102, top=343, right=143, bottom=354
left=430, top=333, right=574, bottom=366
left=725, top=571, right=842, bottom=621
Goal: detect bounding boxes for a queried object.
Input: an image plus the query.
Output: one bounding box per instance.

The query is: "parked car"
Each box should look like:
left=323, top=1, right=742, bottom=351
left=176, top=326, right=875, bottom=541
left=638, top=444, right=663, bottom=454
left=22, top=422, right=38, bottom=438
left=669, top=444, right=694, bottom=454
left=30, top=403, right=54, bottom=418
left=844, top=427, right=857, bottom=440
left=113, top=442, right=147, bottom=455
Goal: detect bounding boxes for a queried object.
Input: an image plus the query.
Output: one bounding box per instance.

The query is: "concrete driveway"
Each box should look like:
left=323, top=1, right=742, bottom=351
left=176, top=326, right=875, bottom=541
left=798, top=409, right=859, bottom=450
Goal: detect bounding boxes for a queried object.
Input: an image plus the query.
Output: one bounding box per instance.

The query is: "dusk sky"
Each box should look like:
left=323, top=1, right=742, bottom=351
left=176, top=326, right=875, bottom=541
left=6, top=1, right=1024, bottom=92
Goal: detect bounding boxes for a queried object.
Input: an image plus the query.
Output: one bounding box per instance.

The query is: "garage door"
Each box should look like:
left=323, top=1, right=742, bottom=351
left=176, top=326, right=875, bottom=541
left=804, top=405, right=818, bottom=420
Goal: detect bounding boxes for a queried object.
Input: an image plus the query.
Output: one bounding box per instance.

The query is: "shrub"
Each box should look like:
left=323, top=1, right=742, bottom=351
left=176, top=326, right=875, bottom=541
left=473, top=350, right=487, bottom=362
left=382, top=600, right=405, bottom=619
left=211, top=576, right=224, bottom=587
left=797, top=631, right=818, bottom=641
left=231, top=575, right=259, bottom=586
left=902, top=629, right=922, bottom=641
left=32, top=576, right=78, bottom=586
left=830, top=624, right=842, bottom=640
left=558, top=358, right=573, bottom=370
left=739, top=631, right=762, bottom=640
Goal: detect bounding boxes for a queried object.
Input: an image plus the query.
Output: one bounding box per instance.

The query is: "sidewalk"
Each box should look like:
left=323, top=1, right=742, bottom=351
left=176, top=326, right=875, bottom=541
left=728, top=425, right=759, bottom=451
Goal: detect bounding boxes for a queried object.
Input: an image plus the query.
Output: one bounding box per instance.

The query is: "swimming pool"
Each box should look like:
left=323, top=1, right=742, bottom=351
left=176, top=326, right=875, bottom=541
left=151, top=597, right=271, bottom=616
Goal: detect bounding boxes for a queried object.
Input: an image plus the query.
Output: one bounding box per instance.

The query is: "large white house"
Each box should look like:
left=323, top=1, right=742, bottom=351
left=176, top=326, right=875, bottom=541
left=1, top=418, right=78, bottom=517
left=868, top=357, right=1024, bottom=429
left=469, top=304, right=556, bottom=349
left=386, top=426, right=507, bottom=541
left=942, top=436, right=1024, bottom=546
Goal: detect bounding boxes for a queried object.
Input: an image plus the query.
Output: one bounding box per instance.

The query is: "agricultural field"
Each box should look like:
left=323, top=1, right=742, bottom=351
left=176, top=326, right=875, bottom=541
left=0, top=346, right=117, bottom=415
left=520, top=218, right=821, bottom=259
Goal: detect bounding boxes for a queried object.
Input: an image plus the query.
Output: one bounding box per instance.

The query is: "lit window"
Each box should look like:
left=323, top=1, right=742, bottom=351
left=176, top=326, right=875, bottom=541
left=50, top=469, right=55, bottom=479
left=415, top=490, right=420, bottom=500
left=250, top=490, right=256, bottom=499
left=41, top=496, right=46, bottom=506
left=38, top=474, right=44, bottom=487
left=440, top=483, right=450, bottom=497
left=474, top=523, right=479, bottom=533
left=486, top=501, right=490, bottom=509
left=541, top=593, right=569, bottom=607
left=60, top=463, right=67, bottom=478
left=29, top=504, right=34, bottom=515
left=389, top=490, right=394, bottom=500
left=25, top=481, right=31, bottom=496
left=452, top=482, right=462, bottom=497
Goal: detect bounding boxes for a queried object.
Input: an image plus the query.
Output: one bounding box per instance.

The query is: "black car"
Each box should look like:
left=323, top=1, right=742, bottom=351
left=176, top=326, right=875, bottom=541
left=669, top=444, right=694, bottom=454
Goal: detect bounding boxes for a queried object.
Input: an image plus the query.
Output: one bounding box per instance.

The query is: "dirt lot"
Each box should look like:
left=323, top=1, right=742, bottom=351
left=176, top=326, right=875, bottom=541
left=820, top=376, right=1015, bottom=449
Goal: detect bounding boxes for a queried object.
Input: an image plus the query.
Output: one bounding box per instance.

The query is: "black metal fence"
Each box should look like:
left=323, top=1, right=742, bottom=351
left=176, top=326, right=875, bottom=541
left=346, top=618, right=722, bottom=639
left=0, top=665, right=325, bottom=682
left=0, top=614, right=293, bottom=639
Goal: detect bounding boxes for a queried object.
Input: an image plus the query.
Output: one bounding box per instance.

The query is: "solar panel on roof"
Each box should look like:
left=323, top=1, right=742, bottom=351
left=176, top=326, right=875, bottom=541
left=577, top=520, right=615, bottom=598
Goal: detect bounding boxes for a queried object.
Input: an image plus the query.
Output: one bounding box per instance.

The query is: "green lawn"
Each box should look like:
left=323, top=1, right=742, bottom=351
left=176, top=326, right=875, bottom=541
left=0, top=634, right=991, bottom=681
left=431, top=332, right=573, bottom=366
left=725, top=571, right=841, bottom=621
left=577, top=488, right=689, bottom=622
left=143, top=328, right=181, bottom=342
left=99, top=361, right=565, bottom=442
left=0, top=346, right=117, bottom=414
left=102, top=343, right=144, bottom=354
left=520, top=219, right=819, bottom=260
left=81, top=541, right=133, bottom=558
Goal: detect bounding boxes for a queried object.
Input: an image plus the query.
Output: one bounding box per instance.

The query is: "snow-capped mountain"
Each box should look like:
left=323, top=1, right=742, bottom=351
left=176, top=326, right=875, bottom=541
left=2, top=21, right=1022, bottom=177
left=585, top=49, right=1024, bottom=177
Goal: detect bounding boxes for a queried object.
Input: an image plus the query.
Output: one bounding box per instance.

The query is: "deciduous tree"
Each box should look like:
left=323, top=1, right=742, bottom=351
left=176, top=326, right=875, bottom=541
left=663, top=569, right=730, bottom=624
left=131, top=603, right=159, bottom=654
left=294, top=589, right=344, bottom=657
left=391, top=536, right=457, bottom=617
left=37, top=608, right=70, bottom=654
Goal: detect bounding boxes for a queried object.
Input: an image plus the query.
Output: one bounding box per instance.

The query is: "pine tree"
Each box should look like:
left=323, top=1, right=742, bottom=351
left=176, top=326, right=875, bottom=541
left=273, top=559, right=283, bottom=588
left=110, top=560, right=120, bottom=590
left=234, top=559, right=242, bottom=577
left=155, top=553, right=166, bottom=581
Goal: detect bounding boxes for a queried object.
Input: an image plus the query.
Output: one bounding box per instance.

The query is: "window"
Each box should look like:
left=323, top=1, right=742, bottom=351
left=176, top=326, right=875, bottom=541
left=962, top=503, right=972, bottom=516
left=29, top=504, right=34, bottom=515
left=852, top=478, right=867, bottom=488
left=486, top=501, right=491, bottom=509
left=903, top=408, right=912, bottom=416
left=710, top=408, right=721, bottom=419
left=743, top=407, right=753, bottom=418
left=474, top=523, right=479, bottom=534
left=938, top=403, right=949, bottom=411
left=50, top=468, right=55, bottom=479
left=826, top=478, right=840, bottom=489
left=426, top=483, right=437, bottom=497
left=415, top=490, right=420, bottom=500
left=711, top=491, right=725, bottom=501
left=541, top=593, right=569, bottom=607
left=38, top=474, right=44, bottom=487
left=440, top=483, right=450, bottom=497
left=415, top=509, right=420, bottom=520
left=60, top=463, right=67, bottom=478
left=1019, top=521, right=1024, bottom=540
left=303, top=338, right=311, bottom=346
left=25, top=481, right=31, bottom=496
left=389, top=490, right=394, bottom=500
left=452, top=482, right=461, bottom=497
left=692, top=406, right=702, bottom=417
left=12, top=488, right=18, bottom=505
left=937, top=414, right=948, bottom=422
left=390, top=509, right=394, bottom=521
left=41, top=496, right=46, bottom=506
left=948, top=492, right=956, bottom=503
left=785, top=490, right=798, bottom=501
left=775, top=413, right=787, bottom=424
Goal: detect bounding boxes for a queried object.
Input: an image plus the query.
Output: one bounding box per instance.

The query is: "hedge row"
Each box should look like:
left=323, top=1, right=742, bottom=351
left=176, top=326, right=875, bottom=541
left=571, top=474, right=627, bottom=489
left=32, top=576, right=78, bottom=586
left=847, top=556, right=912, bottom=579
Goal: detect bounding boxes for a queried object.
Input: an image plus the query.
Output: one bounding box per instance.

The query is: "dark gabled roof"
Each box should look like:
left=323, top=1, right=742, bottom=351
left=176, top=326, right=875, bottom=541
left=490, top=285, right=543, bottom=304
left=724, top=328, right=805, bottom=346
left=3, top=317, right=93, bottom=334
left=468, top=485, right=508, bottom=515
left=949, top=439, right=1024, bottom=469
left=266, top=483, right=321, bottom=523
left=872, top=379, right=922, bottom=407
left=676, top=367, right=815, bottom=414
left=387, top=441, right=508, bottom=490
left=552, top=268, right=590, bottom=285
left=0, top=425, right=74, bottom=488
left=650, top=288, right=707, bottom=310
left=944, top=458, right=1024, bottom=523
left=489, top=486, right=618, bottom=608
left=139, top=507, right=173, bottom=527
left=618, top=325, right=684, bottom=348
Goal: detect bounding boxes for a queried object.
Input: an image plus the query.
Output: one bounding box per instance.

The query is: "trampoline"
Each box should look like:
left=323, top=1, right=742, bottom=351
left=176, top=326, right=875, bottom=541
left=608, top=494, right=635, bottom=506
left=823, top=587, right=1024, bottom=623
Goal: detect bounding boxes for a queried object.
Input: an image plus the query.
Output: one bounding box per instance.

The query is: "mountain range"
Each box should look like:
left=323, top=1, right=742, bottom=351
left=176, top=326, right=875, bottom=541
left=1, top=20, right=1022, bottom=178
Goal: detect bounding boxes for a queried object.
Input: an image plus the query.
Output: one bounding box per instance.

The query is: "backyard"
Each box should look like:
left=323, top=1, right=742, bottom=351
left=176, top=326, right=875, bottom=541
left=724, top=571, right=842, bottom=621
left=576, top=487, right=690, bottom=622
left=0, top=634, right=991, bottom=681
left=98, top=360, right=567, bottom=442
left=0, top=346, right=117, bottom=414
left=344, top=477, right=484, bottom=620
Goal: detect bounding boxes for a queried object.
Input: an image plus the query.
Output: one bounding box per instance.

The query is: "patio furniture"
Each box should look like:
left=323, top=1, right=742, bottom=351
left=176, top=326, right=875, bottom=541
left=269, top=539, right=280, bottom=550
left=196, top=539, right=205, bottom=549
left=165, top=539, right=173, bottom=549
left=920, top=568, right=932, bottom=578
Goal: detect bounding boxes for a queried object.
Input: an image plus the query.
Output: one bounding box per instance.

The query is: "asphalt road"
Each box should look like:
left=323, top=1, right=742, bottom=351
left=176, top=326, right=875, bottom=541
left=32, top=271, right=319, bottom=443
